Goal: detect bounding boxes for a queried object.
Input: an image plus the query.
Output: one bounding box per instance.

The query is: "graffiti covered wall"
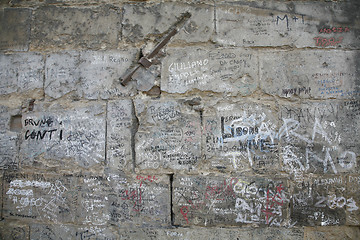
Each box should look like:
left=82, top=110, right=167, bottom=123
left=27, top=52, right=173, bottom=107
left=0, top=0, right=359, bottom=239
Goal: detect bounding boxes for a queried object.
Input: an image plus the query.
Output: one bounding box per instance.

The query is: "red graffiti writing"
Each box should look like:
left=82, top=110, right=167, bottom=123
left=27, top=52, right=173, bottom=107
left=119, top=188, right=143, bottom=212
left=205, top=179, right=237, bottom=200
left=319, top=27, right=350, bottom=34
left=136, top=175, right=157, bottom=184
left=314, top=36, right=343, bottom=47
left=180, top=206, right=189, bottom=224
left=262, top=184, right=284, bottom=224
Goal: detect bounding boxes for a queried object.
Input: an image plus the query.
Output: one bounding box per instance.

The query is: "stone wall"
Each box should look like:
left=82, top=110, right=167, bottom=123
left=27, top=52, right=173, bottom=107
left=0, top=0, right=359, bottom=239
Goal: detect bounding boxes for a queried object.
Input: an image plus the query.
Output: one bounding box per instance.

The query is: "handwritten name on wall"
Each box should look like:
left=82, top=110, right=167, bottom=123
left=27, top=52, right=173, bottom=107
left=20, top=102, right=106, bottom=168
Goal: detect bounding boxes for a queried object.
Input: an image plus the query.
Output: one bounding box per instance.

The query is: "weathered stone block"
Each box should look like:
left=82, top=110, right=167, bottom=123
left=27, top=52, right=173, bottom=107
left=106, top=100, right=133, bottom=172
left=122, top=3, right=214, bottom=44
left=203, top=101, right=279, bottom=174
left=0, top=220, right=29, bottom=240
left=30, top=224, right=119, bottom=240
left=259, top=50, right=360, bottom=99
left=0, top=173, right=2, bottom=218
left=3, top=172, right=170, bottom=227
left=135, top=98, right=201, bottom=171
left=251, top=228, right=304, bottom=240
left=45, top=50, right=137, bottom=99
left=173, top=175, right=289, bottom=227
left=31, top=5, right=120, bottom=50
left=108, top=174, right=170, bottom=227
left=3, top=172, right=77, bottom=223
left=20, top=101, right=106, bottom=169
left=0, top=8, right=30, bottom=51
left=215, top=3, right=360, bottom=49
left=0, top=105, right=20, bottom=170
left=161, top=47, right=258, bottom=95
left=279, top=100, right=360, bottom=175
left=347, top=175, right=360, bottom=225
left=118, top=227, right=303, bottom=240
left=44, top=51, right=80, bottom=99
left=291, top=175, right=351, bottom=226
left=0, top=53, right=43, bottom=96
left=304, top=226, right=360, bottom=240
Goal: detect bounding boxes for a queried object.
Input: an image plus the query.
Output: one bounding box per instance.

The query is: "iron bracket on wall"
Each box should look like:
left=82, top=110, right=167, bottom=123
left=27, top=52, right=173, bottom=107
left=120, top=12, right=192, bottom=86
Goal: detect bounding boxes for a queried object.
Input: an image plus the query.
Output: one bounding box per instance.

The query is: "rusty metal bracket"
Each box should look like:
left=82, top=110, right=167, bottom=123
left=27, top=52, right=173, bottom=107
left=120, top=12, right=192, bottom=86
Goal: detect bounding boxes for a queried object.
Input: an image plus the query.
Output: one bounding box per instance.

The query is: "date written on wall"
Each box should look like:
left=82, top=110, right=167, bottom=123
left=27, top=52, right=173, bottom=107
left=314, top=26, right=350, bottom=47
left=319, top=27, right=350, bottom=34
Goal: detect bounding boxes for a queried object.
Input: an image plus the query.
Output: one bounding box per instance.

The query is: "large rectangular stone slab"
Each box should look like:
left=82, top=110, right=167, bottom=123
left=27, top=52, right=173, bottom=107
left=347, top=175, right=360, bottom=225
left=106, top=100, right=133, bottom=172
left=161, top=47, right=258, bottom=95
left=31, top=5, right=120, bottom=50
left=0, top=220, right=29, bottom=240
left=259, top=50, right=360, bottom=99
left=0, top=173, right=2, bottom=218
left=108, top=174, right=170, bottom=227
left=215, top=2, right=360, bottom=49
left=0, top=105, right=20, bottom=170
left=3, top=172, right=170, bottom=227
left=122, top=3, right=214, bottom=44
left=0, top=53, right=44, bottom=96
left=30, top=223, right=119, bottom=240
left=3, top=172, right=77, bottom=223
left=0, top=8, right=30, bottom=51
left=20, top=101, right=106, bottom=169
left=278, top=100, right=360, bottom=176
left=304, top=226, right=360, bottom=240
left=45, top=50, right=137, bottom=99
left=203, top=100, right=279, bottom=174
left=118, top=227, right=303, bottom=240
left=291, top=175, right=353, bottom=226
left=173, top=175, right=289, bottom=227
left=135, top=98, right=201, bottom=171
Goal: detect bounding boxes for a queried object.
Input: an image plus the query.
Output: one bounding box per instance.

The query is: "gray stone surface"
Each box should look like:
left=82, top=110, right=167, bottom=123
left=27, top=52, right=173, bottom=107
left=0, top=53, right=44, bottom=96
left=347, top=175, right=360, bottom=226
left=31, top=5, right=120, bottom=50
left=304, top=226, right=360, bottom=240
left=0, top=0, right=359, bottom=236
left=20, top=101, right=106, bottom=169
left=108, top=174, right=170, bottom=227
left=0, top=220, right=29, bottom=240
left=119, top=227, right=303, bottom=240
left=279, top=100, right=360, bottom=175
left=203, top=100, right=279, bottom=174
left=0, top=8, right=30, bottom=51
left=135, top=98, right=201, bottom=171
left=0, top=173, right=2, bottom=218
left=215, top=2, right=360, bottom=49
left=161, top=47, right=258, bottom=95
left=3, top=172, right=77, bottom=223
left=45, top=50, right=137, bottom=99
left=260, top=50, right=360, bottom=99
left=173, top=174, right=289, bottom=227
left=30, top=223, right=119, bottom=240
left=44, top=51, right=80, bottom=99
left=291, top=175, right=350, bottom=226
left=106, top=100, right=133, bottom=172
left=3, top=172, right=170, bottom=226
left=0, top=105, right=20, bottom=170
left=122, top=3, right=214, bottom=44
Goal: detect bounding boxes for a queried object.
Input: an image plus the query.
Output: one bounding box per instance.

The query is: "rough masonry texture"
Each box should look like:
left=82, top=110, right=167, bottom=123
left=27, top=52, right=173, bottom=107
left=0, top=0, right=359, bottom=239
